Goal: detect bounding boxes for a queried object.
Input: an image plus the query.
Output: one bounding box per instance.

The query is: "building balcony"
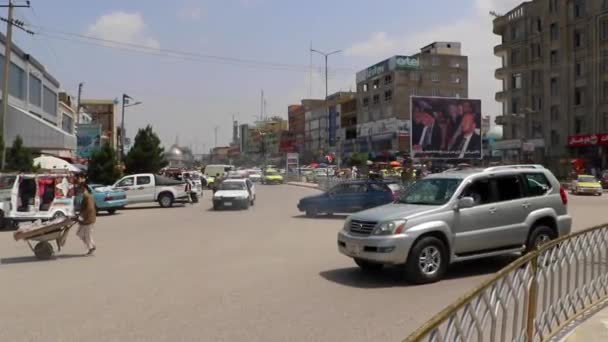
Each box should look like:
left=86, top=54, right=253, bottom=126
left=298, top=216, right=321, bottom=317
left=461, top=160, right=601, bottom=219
left=494, top=44, right=507, bottom=56
left=495, top=90, right=509, bottom=102
left=493, top=16, right=508, bottom=35
left=495, top=67, right=508, bottom=80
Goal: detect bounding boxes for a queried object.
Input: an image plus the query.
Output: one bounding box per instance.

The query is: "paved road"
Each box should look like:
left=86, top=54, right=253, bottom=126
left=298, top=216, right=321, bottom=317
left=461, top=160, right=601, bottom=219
left=0, top=186, right=605, bottom=342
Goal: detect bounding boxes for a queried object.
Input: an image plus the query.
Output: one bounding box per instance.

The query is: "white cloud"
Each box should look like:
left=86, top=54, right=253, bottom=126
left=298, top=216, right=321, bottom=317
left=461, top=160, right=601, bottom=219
left=177, top=5, right=203, bottom=22
left=87, top=11, right=160, bottom=49
left=345, top=0, right=523, bottom=117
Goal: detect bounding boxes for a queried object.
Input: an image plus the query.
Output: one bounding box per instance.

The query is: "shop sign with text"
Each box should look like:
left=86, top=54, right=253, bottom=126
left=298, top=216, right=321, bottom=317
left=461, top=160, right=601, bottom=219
left=568, top=134, right=608, bottom=147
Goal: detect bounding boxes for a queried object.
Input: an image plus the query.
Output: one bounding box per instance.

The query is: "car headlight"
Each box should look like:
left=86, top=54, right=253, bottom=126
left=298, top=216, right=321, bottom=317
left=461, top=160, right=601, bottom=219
left=343, top=217, right=352, bottom=231
left=372, top=220, right=406, bottom=236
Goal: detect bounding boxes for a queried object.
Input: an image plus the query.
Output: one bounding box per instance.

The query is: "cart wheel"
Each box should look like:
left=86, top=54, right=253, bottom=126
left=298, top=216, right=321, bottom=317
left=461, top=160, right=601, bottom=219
left=34, top=241, right=54, bottom=260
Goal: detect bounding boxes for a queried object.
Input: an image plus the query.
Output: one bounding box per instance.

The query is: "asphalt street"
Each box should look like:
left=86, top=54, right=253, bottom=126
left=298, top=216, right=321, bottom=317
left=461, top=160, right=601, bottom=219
left=0, top=185, right=606, bottom=342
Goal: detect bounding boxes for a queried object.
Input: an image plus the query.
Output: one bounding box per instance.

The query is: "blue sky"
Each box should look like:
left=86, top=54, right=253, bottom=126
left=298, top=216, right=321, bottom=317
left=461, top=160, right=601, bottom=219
left=11, top=0, right=520, bottom=151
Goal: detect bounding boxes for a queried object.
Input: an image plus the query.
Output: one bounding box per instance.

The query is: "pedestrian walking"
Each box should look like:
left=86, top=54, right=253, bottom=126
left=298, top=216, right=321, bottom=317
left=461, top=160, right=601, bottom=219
left=77, top=183, right=96, bottom=255
left=351, top=165, right=358, bottom=180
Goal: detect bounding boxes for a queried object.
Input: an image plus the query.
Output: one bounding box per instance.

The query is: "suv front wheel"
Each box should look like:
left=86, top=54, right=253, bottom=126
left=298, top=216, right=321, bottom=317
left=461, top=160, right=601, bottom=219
left=404, top=236, right=448, bottom=284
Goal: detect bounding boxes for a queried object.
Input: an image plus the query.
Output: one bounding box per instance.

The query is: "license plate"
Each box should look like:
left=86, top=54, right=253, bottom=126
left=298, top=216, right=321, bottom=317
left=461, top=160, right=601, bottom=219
left=224, top=202, right=232, bottom=206
left=347, top=244, right=360, bottom=255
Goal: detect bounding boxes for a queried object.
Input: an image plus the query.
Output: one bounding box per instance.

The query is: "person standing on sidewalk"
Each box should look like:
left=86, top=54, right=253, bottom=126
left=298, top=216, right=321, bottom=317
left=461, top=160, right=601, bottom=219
left=77, top=184, right=97, bottom=255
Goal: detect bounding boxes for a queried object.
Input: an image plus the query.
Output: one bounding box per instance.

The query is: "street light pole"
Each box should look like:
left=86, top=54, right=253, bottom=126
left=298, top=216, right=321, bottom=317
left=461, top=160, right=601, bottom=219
left=121, top=94, right=141, bottom=162
left=311, top=48, right=341, bottom=155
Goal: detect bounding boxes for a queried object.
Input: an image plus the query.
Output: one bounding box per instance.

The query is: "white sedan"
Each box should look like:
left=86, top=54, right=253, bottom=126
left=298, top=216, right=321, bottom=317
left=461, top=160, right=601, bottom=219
left=212, top=179, right=256, bottom=210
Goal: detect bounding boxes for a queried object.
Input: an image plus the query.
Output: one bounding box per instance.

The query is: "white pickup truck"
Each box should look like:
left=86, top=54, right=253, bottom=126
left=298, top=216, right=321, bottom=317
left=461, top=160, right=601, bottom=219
left=112, top=174, right=189, bottom=208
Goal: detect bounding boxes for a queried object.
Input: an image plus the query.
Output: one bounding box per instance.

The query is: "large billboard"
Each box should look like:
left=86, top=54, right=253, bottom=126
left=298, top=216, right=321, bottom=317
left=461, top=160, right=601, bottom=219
left=411, top=96, right=482, bottom=159
left=77, top=124, right=102, bottom=159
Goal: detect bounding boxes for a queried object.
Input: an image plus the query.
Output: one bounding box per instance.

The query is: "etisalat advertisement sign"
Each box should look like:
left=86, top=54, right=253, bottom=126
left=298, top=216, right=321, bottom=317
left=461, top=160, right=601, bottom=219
left=356, top=55, right=420, bottom=82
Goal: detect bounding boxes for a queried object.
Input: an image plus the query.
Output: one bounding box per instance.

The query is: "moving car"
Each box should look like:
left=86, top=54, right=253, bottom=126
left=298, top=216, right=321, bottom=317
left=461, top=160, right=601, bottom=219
left=212, top=178, right=256, bottom=210
left=262, top=169, right=284, bottom=184
left=571, top=174, right=602, bottom=196
left=248, top=169, right=262, bottom=182
left=89, top=184, right=128, bottom=214
left=337, top=165, right=571, bottom=284
left=112, top=174, right=189, bottom=208
left=0, top=173, right=77, bottom=229
left=297, top=181, right=396, bottom=217
left=204, top=164, right=234, bottom=187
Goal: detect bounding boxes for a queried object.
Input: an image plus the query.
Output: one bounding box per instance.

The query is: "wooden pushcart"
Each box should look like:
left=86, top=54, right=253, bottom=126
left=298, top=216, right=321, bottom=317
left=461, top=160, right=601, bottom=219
left=13, top=218, right=78, bottom=260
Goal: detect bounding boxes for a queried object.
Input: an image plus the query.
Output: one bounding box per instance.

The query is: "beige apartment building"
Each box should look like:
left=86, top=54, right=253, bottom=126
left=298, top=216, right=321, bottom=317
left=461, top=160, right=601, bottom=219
left=353, top=42, right=468, bottom=155
left=494, top=0, right=608, bottom=175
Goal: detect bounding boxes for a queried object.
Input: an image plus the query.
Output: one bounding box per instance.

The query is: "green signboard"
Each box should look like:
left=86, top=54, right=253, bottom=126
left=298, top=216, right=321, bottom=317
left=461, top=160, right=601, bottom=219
left=393, top=56, right=419, bottom=69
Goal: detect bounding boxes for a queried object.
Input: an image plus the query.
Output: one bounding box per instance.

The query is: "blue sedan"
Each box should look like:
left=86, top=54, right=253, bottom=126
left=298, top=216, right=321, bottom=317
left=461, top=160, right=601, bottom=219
left=89, top=184, right=128, bottom=214
left=297, top=181, right=398, bottom=217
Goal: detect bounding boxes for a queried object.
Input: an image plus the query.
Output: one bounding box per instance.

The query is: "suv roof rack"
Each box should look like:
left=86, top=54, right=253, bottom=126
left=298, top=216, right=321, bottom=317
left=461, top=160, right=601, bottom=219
left=484, top=164, right=545, bottom=172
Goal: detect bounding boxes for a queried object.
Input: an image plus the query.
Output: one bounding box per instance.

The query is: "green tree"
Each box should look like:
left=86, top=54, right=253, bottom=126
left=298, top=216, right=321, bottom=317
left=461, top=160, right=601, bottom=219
left=88, top=143, right=122, bottom=185
left=5, top=135, right=35, bottom=172
left=125, top=125, right=167, bottom=174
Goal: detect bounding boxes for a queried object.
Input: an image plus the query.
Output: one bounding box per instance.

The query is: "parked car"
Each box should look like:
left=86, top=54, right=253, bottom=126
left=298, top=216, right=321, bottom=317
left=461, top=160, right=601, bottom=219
left=88, top=184, right=128, bottom=214
left=337, top=165, right=571, bottom=284
left=600, top=171, right=608, bottom=189
left=571, top=174, right=602, bottom=196
left=297, top=181, right=396, bottom=217
left=112, top=174, right=189, bottom=208
left=212, top=178, right=256, bottom=210
left=262, top=169, right=284, bottom=184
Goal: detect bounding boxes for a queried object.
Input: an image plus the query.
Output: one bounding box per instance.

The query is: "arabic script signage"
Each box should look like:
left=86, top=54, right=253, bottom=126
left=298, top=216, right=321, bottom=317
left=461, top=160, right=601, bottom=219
left=568, top=133, right=608, bottom=147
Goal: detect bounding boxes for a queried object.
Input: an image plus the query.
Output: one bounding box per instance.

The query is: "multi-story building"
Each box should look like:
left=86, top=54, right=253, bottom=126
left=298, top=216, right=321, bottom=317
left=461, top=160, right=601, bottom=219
left=338, top=98, right=357, bottom=155
left=494, top=0, right=608, bottom=174
left=355, top=42, right=468, bottom=155
left=304, top=92, right=355, bottom=155
left=1, top=32, right=76, bottom=157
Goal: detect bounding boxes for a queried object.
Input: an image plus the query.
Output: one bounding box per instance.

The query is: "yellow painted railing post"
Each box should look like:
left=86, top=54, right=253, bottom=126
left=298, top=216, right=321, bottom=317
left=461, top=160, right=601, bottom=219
left=526, top=253, right=539, bottom=342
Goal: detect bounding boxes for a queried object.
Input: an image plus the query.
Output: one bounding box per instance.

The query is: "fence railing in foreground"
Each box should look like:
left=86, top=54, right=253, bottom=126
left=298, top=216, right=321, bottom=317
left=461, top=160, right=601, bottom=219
left=404, top=224, right=608, bottom=342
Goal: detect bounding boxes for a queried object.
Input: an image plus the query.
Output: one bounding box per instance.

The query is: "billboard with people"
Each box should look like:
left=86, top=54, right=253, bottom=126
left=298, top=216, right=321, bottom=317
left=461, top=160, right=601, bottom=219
left=410, top=96, right=482, bottom=159
left=76, top=124, right=102, bottom=159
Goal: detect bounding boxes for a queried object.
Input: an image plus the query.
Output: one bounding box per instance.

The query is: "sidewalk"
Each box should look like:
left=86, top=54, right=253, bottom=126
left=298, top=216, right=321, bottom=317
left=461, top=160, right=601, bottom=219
left=286, top=181, right=320, bottom=190
left=561, top=301, right=608, bottom=341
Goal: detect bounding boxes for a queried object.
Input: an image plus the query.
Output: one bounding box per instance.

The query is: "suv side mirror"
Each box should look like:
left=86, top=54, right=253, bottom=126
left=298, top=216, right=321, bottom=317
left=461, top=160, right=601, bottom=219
left=456, top=197, right=475, bottom=210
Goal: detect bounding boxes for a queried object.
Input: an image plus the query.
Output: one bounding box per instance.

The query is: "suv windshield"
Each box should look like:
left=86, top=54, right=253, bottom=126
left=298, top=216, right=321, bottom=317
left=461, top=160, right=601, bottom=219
left=399, top=178, right=462, bottom=205
left=219, top=182, right=246, bottom=191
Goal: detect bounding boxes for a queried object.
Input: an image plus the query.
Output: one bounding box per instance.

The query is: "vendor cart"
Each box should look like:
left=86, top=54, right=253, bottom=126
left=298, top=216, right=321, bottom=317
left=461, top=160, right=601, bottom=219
left=13, top=218, right=78, bottom=260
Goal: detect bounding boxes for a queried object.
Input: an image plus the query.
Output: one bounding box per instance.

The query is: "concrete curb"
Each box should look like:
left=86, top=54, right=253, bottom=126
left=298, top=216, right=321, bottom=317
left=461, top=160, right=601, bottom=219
left=286, top=182, right=320, bottom=190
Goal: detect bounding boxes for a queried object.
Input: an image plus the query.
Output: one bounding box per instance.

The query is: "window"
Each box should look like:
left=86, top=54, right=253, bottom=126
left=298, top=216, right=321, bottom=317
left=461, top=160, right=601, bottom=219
left=550, top=23, right=559, bottom=40
left=549, top=0, right=558, bottom=12
left=574, top=30, right=584, bottom=48
left=575, top=118, right=583, bottom=133
left=450, top=59, right=461, bottom=68
left=461, top=179, right=493, bottom=205
left=550, top=78, right=559, bottom=96
left=384, top=90, right=392, bottom=101
left=368, top=183, right=389, bottom=192
left=399, top=178, right=462, bottom=205
left=512, top=98, right=520, bottom=114
left=372, top=94, right=379, bottom=105
left=575, top=60, right=584, bottom=77
left=525, top=174, right=551, bottom=196
left=432, top=56, right=440, bottom=66
left=535, top=18, right=542, bottom=32
left=410, top=87, right=418, bottom=96
left=8, top=62, right=25, bottom=100
left=43, top=85, right=57, bottom=116
left=511, top=49, right=522, bottom=65
left=117, top=177, right=134, bottom=187
left=531, top=43, right=542, bottom=59
left=384, top=75, right=392, bottom=85
left=61, top=113, right=73, bottom=133
left=575, top=87, right=583, bottom=106
left=574, top=0, right=585, bottom=18
left=550, top=106, right=559, bottom=120
left=362, top=97, right=369, bottom=107
left=495, top=176, right=523, bottom=201
left=372, top=79, right=379, bottom=90
left=531, top=70, right=542, bottom=87
left=410, top=71, right=420, bottom=81
left=512, top=73, right=522, bottom=89
left=29, top=74, right=42, bottom=107
left=550, top=50, right=559, bottom=66
left=450, top=74, right=461, bottom=84
left=551, top=130, right=559, bottom=145
left=432, top=88, right=439, bottom=96
left=430, top=72, right=439, bottom=82
left=362, top=83, right=368, bottom=92
left=602, top=19, right=608, bottom=40
left=532, top=95, right=542, bottom=111
left=136, top=176, right=151, bottom=185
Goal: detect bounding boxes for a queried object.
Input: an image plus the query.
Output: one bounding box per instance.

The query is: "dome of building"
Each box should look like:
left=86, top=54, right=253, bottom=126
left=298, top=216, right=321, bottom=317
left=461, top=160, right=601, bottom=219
left=166, top=144, right=183, bottom=161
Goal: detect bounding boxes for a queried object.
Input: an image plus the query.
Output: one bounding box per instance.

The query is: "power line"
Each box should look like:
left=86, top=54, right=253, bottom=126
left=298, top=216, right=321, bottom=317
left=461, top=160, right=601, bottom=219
left=25, top=23, right=357, bottom=74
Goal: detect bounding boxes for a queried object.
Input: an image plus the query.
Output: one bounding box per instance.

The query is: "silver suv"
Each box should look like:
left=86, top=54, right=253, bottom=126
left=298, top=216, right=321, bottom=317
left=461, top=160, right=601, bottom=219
left=337, top=165, right=572, bottom=284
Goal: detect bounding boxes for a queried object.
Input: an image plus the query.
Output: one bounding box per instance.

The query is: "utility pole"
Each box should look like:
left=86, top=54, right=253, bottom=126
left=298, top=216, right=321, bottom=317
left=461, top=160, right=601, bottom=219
left=260, top=90, right=264, bottom=122
left=0, top=0, right=31, bottom=170
left=214, top=126, right=219, bottom=147
left=311, top=47, right=341, bottom=152
left=120, top=93, right=142, bottom=162
left=76, top=82, right=83, bottom=124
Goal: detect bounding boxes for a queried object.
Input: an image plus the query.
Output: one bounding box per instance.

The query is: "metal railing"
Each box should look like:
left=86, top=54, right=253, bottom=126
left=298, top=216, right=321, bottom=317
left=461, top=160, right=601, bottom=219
left=404, top=224, right=608, bottom=342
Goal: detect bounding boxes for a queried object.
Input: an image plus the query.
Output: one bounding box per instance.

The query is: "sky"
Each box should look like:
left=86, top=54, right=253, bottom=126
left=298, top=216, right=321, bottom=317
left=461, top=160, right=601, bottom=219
left=11, top=0, right=522, bottom=152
